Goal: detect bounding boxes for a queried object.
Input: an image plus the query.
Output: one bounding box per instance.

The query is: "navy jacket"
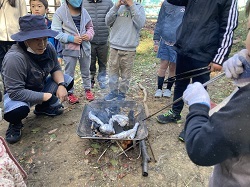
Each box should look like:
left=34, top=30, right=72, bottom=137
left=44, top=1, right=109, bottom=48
left=167, top=0, right=238, bottom=64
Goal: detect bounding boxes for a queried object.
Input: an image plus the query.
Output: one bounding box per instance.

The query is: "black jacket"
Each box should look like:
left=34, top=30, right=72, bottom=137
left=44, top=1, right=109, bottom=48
left=185, top=84, right=250, bottom=186
left=167, top=0, right=238, bottom=65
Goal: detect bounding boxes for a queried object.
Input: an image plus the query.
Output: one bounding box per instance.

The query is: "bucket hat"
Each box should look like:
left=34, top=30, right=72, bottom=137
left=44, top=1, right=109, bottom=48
left=11, top=14, right=58, bottom=42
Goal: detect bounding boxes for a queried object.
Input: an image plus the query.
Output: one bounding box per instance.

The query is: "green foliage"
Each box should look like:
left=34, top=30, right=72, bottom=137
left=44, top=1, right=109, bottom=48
left=230, top=9, right=248, bottom=55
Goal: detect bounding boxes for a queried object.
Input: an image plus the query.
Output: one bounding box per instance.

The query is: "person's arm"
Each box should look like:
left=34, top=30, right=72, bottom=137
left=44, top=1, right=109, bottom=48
left=184, top=83, right=250, bottom=166
left=153, top=2, right=164, bottom=52
left=82, top=20, right=95, bottom=41
left=127, top=2, right=146, bottom=30
left=105, top=3, right=120, bottom=27
left=51, top=13, right=77, bottom=44
left=212, top=0, right=238, bottom=66
left=167, top=0, right=188, bottom=6
left=2, top=55, right=44, bottom=104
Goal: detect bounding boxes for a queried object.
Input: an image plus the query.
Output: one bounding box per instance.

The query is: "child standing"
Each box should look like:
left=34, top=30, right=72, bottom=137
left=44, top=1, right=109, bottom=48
left=153, top=0, right=185, bottom=98
left=104, top=0, right=146, bottom=101
left=29, top=0, right=63, bottom=64
left=52, top=0, right=95, bottom=103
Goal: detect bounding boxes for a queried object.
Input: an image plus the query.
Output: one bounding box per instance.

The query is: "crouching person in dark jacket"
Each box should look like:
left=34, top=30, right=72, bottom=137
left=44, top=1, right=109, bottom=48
left=2, top=15, right=74, bottom=144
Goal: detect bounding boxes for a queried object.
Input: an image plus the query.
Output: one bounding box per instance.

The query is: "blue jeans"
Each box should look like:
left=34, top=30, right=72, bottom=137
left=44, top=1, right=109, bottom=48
left=4, top=74, right=73, bottom=114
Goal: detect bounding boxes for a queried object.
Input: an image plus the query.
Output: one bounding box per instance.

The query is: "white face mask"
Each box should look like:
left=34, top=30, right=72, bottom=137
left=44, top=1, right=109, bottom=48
left=25, top=43, right=46, bottom=54
left=27, top=46, right=37, bottom=54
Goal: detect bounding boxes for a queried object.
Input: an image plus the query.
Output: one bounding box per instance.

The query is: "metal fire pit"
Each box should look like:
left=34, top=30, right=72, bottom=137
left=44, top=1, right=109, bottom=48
left=77, top=100, right=148, bottom=140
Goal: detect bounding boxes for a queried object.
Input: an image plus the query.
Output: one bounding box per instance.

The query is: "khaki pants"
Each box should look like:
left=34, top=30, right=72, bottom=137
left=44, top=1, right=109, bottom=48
left=108, top=48, right=136, bottom=93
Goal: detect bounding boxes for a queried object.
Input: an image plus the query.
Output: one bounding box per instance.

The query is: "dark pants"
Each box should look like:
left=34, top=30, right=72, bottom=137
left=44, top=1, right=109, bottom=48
left=0, top=41, right=16, bottom=71
left=90, top=43, right=109, bottom=83
left=172, top=54, right=210, bottom=115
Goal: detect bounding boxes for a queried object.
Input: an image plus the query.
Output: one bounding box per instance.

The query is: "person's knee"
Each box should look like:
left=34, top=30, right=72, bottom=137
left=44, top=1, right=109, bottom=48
left=4, top=106, right=30, bottom=124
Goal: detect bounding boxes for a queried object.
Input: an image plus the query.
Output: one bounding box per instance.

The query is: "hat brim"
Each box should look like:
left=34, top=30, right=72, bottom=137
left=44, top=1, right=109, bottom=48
left=11, top=29, right=59, bottom=42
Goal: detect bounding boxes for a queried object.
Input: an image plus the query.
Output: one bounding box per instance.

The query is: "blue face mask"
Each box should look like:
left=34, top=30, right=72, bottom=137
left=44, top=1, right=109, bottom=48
left=67, top=0, right=82, bottom=7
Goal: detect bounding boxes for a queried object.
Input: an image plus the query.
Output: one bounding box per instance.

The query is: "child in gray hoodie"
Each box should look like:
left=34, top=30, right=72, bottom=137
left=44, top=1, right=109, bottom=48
left=104, top=0, right=146, bottom=101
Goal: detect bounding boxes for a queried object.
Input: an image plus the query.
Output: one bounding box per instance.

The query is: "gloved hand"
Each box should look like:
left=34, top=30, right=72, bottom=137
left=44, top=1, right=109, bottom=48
left=183, top=82, right=210, bottom=108
left=222, top=49, right=250, bottom=79
left=234, top=54, right=250, bottom=87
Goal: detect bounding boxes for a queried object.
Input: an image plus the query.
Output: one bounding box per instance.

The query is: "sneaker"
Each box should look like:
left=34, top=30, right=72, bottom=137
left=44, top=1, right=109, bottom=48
left=163, top=89, right=172, bottom=98
left=86, top=90, right=95, bottom=101
left=178, top=129, right=185, bottom=142
left=154, top=89, right=162, bottom=98
left=117, top=92, right=126, bottom=101
left=34, top=104, right=64, bottom=116
left=5, top=123, right=24, bottom=144
left=156, top=110, right=181, bottom=124
left=104, top=90, right=118, bottom=101
left=68, top=93, right=79, bottom=104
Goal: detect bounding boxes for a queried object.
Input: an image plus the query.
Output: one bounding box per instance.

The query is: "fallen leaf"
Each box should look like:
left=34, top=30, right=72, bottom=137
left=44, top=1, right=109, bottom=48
left=91, top=143, right=101, bottom=149
left=50, top=134, right=57, bottom=142
left=117, top=173, right=126, bottom=179
left=31, top=127, right=40, bottom=134
left=31, top=147, right=35, bottom=154
left=110, top=159, right=118, bottom=167
left=48, top=128, right=58, bottom=134
left=85, top=148, right=91, bottom=155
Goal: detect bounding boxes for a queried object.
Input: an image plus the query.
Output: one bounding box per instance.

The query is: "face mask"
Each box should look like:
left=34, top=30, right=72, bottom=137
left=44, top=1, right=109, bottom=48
left=67, top=0, right=82, bottom=7
left=27, top=46, right=37, bottom=54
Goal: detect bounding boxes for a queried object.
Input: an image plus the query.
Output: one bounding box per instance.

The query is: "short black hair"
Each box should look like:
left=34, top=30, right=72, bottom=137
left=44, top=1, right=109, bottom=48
left=29, top=0, right=48, bottom=9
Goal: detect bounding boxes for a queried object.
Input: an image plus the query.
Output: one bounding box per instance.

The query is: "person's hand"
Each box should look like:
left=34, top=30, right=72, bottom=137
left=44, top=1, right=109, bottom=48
left=125, top=0, right=133, bottom=6
left=154, top=45, right=158, bottom=52
left=183, top=82, right=210, bottom=108
left=116, top=0, right=122, bottom=7
left=58, top=57, right=63, bottom=65
left=82, top=34, right=90, bottom=41
left=222, top=49, right=250, bottom=79
left=209, top=62, right=222, bottom=72
left=56, top=85, right=68, bottom=103
left=43, top=95, right=64, bottom=109
left=73, top=36, right=82, bottom=44
left=234, top=51, right=250, bottom=87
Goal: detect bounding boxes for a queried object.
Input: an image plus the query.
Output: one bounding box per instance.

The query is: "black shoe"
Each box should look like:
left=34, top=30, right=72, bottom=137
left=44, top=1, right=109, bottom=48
left=178, top=129, right=185, bottom=142
left=34, top=104, right=64, bottom=116
left=6, top=123, right=24, bottom=144
left=156, top=110, right=181, bottom=124
left=117, top=92, right=126, bottom=101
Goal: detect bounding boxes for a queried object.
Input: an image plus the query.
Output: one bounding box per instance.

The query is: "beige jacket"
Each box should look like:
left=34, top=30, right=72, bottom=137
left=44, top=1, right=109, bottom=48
left=0, top=0, right=27, bottom=41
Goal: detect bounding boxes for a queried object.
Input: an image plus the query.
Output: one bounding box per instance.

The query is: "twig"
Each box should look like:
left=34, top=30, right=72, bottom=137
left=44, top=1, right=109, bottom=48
left=138, top=83, right=149, bottom=117
left=115, top=141, right=128, bottom=158
left=97, top=142, right=112, bottom=163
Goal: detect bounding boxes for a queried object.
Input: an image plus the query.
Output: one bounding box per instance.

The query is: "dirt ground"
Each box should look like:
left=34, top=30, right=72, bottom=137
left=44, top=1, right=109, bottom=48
left=0, top=21, right=236, bottom=187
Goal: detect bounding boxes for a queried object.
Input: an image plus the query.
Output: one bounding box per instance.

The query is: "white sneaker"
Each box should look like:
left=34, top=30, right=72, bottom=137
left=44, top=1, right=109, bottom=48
left=163, top=89, right=172, bottom=98
left=154, top=89, right=163, bottom=98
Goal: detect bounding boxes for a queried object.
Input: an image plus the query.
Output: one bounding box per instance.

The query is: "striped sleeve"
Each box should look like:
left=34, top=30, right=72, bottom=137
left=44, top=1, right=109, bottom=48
left=213, top=0, right=238, bottom=65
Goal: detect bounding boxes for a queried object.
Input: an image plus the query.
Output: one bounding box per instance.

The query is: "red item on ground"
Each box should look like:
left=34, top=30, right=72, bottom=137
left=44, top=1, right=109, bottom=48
left=85, top=90, right=95, bottom=101
left=68, top=93, right=79, bottom=104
